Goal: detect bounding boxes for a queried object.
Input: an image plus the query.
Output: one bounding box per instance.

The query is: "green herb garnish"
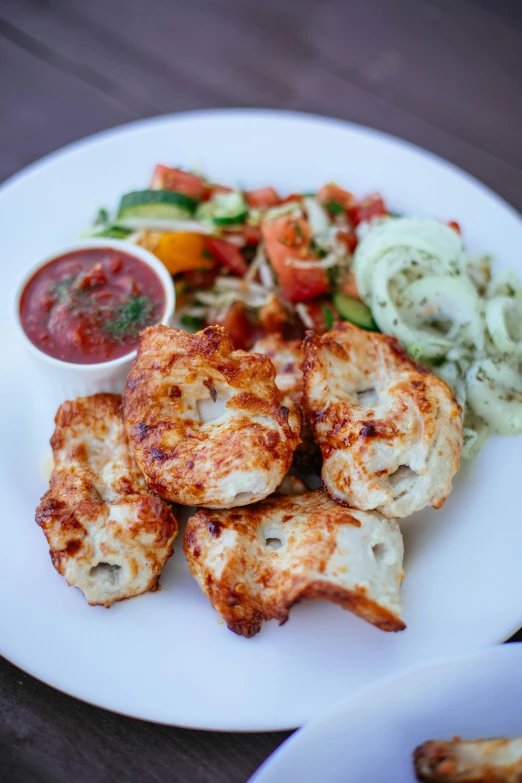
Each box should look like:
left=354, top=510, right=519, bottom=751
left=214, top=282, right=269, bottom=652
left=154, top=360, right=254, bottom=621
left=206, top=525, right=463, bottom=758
left=49, top=275, right=75, bottom=302
left=103, top=295, right=155, bottom=343
left=326, top=201, right=345, bottom=216
left=294, top=221, right=304, bottom=240
left=310, top=240, right=327, bottom=259
left=93, top=224, right=132, bottom=239
left=180, top=314, right=205, bottom=332
left=321, top=304, right=334, bottom=331
left=94, top=207, right=110, bottom=226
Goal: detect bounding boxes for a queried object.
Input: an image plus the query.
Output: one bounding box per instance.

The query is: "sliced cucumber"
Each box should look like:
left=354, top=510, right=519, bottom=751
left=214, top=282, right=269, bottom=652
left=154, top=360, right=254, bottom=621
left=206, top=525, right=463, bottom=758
left=117, top=190, right=197, bottom=221
left=114, top=217, right=213, bottom=233
left=196, top=191, right=248, bottom=226
left=333, top=292, right=378, bottom=331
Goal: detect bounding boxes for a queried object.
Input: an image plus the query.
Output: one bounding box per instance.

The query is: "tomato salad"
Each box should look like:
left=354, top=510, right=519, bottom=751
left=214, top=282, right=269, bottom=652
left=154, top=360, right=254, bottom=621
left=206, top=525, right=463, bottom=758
left=87, top=166, right=393, bottom=350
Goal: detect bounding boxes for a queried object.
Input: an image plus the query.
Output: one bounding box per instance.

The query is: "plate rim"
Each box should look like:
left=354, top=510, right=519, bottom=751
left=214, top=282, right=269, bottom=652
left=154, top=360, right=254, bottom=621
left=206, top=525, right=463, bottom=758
left=2, top=108, right=521, bottom=224
left=2, top=107, right=522, bottom=731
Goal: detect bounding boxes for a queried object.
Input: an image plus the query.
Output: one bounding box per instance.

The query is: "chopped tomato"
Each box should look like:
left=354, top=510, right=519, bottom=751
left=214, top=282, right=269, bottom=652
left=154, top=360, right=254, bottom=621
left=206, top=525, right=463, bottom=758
left=259, top=295, right=292, bottom=334
left=448, top=220, right=461, bottom=235
left=202, top=183, right=233, bottom=201
left=279, top=192, right=303, bottom=206
left=245, top=187, right=281, bottom=209
left=317, top=183, right=355, bottom=212
left=336, top=230, right=358, bottom=254
left=183, top=262, right=220, bottom=291
left=261, top=215, right=330, bottom=302
left=216, top=302, right=259, bottom=350
left=339, top=271, right=360, bottom=299
left=297, top=300, right=338, bottom=335
left=205, top=237, right=248, bottom=276
left=150, top=165, right=205, bottom=200
left=242, top=225, right=262, bottom=246
left=349, top=193, right=388, bottom=226
left=222, top=225, right=261, bottom=247
left=174, top=292, right=192, bottom=312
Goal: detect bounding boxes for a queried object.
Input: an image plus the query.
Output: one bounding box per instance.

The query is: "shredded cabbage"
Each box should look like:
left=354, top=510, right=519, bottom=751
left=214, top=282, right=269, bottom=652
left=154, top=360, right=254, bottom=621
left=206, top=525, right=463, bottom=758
left=303, top=197, right=330, bottom=236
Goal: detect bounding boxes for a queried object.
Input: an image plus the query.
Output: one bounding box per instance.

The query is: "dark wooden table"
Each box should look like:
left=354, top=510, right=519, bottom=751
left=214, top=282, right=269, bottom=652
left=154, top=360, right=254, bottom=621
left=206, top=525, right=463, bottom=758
left=1, top=1, right=521, bottom=780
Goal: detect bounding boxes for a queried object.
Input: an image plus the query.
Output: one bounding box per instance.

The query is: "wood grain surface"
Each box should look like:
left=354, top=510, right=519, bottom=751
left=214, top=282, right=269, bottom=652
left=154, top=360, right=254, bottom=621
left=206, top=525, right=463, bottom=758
left=1, top=1, right=521, bottom=781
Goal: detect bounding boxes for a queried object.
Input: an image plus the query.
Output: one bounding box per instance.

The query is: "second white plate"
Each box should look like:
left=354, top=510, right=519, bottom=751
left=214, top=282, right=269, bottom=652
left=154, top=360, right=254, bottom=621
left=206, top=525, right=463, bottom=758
left=251, top=644, right=522, bottom=783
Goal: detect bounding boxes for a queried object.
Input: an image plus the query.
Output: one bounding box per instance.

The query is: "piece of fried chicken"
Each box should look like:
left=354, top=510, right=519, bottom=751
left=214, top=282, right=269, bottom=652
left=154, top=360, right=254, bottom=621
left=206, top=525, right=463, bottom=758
left=302, top=323, right=462, bottom=518
left=414, top=737, right=522, bottom=782
left=252, top=334, right=321, bottom=472
left=123, top=325, right=300, bottom=508
left=184, top=489, right=405, bottom=638
left=36, top=394, right=179, bottom=607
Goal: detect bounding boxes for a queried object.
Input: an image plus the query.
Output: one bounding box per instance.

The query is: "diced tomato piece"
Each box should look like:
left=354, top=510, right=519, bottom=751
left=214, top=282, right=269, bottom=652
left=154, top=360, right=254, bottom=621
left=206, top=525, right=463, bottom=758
left=349, top=193, right=388, bottom=226
left=216, top=302, right=259, bottom=350
left=205, top=238, right=248, bottom=276
left=242, top=225, right=262, bottom=246
left=261, top=215, right=330, bottom=303
left=317, top=183, right=355, bottom=212
left=448, top=220, right=461, bottom=235
left=339, top=271, right=360, bottom=299
left=245, top=187, right=281, bottom=209
left=279, top=193, right=303, bottom=206
left=297, top=299, right=338, bottom=335
left=150, top=165, right=205, bottom=200
left=258, top=295, right=292, bottom=335
left=336, top=230, right=358, bottom=254
left=222, top=225, right=261, bottom=247
left=183, top=262, right=220, bottom=291
left=202, top=183, right=233, bottom=201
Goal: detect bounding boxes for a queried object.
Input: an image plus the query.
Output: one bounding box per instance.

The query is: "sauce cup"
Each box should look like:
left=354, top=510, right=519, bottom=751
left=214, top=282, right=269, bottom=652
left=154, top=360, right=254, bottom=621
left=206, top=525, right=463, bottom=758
left=14, top=238, right=175, bottom=400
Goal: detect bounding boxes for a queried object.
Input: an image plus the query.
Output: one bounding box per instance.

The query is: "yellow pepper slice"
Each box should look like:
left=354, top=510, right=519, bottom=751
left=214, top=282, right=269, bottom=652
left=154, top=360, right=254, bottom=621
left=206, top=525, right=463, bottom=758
left=154, top=232, right=214, bottom=275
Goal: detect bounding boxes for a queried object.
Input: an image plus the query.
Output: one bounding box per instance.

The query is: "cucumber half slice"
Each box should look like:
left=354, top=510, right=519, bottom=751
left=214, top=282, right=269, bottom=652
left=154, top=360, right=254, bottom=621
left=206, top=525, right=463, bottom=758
left=333, top=292, right=378, bottom=331
left=117, top=190, right=197, bottom=221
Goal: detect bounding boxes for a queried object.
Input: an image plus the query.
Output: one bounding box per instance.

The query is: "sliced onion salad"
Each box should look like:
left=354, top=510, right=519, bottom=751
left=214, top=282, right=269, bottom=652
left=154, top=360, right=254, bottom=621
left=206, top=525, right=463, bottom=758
left=466, top=358, right=522, bottom=436
left=353, top=216, right=522, bottom=455
left=354, top=217, right=465, bottom=304
left=485, top=295, right=522, bottom=355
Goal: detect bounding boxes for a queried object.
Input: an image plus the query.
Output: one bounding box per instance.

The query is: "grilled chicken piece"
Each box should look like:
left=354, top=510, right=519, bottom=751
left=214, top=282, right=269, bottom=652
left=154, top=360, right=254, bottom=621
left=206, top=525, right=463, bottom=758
left=414, top=737, right=522, bottom=782
left=123, top=325, right=300, bottom=508
left=36, top=394, right=178, bottom=607
left=252, top=334, right=321, bottom=472
left=302, top=322, right=462, bottom=518
left=183, top=489, right=405, bottom=637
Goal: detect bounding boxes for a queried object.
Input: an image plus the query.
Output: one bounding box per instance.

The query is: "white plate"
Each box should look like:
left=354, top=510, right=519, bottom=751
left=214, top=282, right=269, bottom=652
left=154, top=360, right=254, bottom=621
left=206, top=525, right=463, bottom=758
left=251, top=643, right=522, bottom=782
left=1, top=109, right=521, bottom=731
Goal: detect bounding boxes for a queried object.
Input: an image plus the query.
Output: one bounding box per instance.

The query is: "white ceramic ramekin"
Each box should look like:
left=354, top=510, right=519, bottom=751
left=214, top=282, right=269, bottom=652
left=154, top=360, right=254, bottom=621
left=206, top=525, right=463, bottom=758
left=14, top=238, right=175, bottom=400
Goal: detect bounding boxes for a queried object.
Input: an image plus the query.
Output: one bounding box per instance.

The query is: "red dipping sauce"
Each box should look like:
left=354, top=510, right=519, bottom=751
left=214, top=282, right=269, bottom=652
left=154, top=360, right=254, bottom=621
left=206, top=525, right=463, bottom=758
left=20, top=247, right=166, bottom=364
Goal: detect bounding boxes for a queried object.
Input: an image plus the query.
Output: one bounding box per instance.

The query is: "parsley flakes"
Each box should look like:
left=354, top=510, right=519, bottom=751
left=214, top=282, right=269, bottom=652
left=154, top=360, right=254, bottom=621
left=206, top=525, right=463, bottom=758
left=102, top=295, right=156, bottom=343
